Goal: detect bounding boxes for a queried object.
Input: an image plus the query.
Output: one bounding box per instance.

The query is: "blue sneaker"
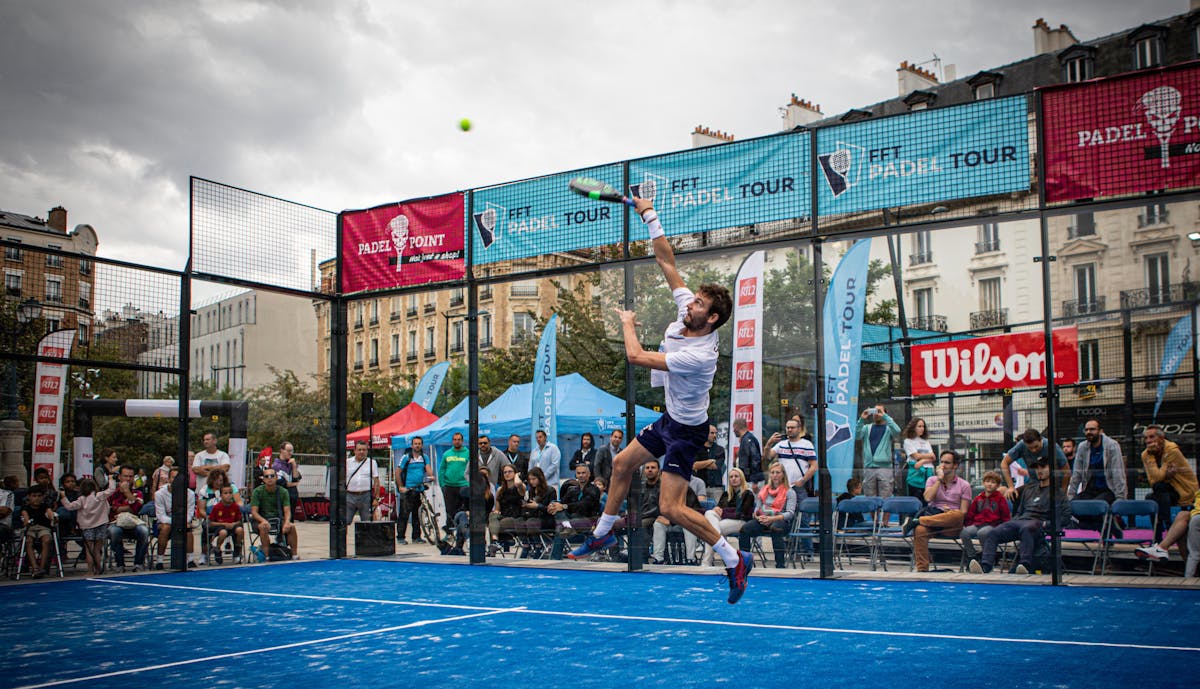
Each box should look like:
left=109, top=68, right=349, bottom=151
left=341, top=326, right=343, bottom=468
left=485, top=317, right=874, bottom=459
left=566, top=533, right=616, bottom=560
left=726, top=551, right=753, bottom=604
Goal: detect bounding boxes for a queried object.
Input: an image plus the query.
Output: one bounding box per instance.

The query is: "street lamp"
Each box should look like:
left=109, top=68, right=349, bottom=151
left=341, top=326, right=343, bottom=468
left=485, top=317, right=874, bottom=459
left=4, top=298, right=43, bottom=420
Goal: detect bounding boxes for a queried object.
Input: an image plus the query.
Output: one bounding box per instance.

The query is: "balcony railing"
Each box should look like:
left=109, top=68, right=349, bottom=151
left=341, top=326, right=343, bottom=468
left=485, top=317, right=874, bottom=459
left=1120, top=282, right=1199, bottom=309
left=368, top=316, right=378, bottom=326
left=908, top=314, right=948, bottom=332
left=480, top=287, right=493, bottom=301
left=909, top=252, right=933, bottom=266
left=479, top=337, right=493, bottom=350
left=5, top=286, right=20, bottom=297
left=449, top=294, right=464, bottom=307
left=79, top=297, right=90, bottom=309
left=406, top=352, right=417, bottom=362
left=46, top=256, right=63, bottom=268
left=1066, top=224, right=1096, bottom=239
left=368, top=358, right=379, bottom=368
left=423, top=303, right=435, bottom=313
left=510, top=285, right=539, bottom=298
left=353, top=362, right=364, bottom=371
left=1062, top=296, right=1106, bottom=318
left=969, top=308, right=1008, bottom=330
left=1137, top=210, right=1169, bottom=228
left=389, top=355, right=401, bottom=364
left=45, top=294, right=64, bottom=305
left=974, top=240, right=1000, bottom=254
left=423, top=347, right=436, bottom=359
left=406, top=307, right=417, bottom=317
left=389, top=312, right=401, bottom=322
left=353, top=319, right=363, bottom=330
left=449, top=343, right=464, bottom=354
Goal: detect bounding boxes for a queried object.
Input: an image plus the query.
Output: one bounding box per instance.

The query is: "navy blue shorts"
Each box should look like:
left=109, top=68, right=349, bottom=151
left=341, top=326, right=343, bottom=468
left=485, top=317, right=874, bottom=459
left=636, top=413, right=709, bottom=481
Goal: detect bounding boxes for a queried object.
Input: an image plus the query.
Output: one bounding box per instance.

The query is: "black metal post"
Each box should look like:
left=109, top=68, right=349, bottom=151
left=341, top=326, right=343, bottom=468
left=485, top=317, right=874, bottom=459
left=330, top=214, right=349, bottom=559
left=467, top=191, right=486, bottom=565
left=622, top=161, right=643, bottom=572
left=173, top=262, right=191, bottom=571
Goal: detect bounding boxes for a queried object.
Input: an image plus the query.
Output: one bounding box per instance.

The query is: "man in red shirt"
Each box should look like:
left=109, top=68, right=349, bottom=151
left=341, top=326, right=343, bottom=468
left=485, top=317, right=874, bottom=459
left=107, top=465, right=149, bottom=571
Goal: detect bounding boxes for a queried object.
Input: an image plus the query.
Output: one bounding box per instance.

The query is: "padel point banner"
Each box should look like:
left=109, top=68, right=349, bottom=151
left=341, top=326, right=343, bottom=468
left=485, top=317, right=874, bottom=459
left=341, top=193, right=465, bottom=293
left=1042, top=63, right=1200, bottom=203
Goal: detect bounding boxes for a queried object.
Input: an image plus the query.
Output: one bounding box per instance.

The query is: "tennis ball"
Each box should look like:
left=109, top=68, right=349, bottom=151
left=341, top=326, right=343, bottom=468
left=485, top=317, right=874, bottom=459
left=459, top=118, right=471, bottom=132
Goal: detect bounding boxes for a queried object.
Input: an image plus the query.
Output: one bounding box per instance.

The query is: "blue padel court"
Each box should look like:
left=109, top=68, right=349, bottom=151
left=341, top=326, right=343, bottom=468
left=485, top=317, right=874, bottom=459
left=3, top=559, right=1198, bottom=689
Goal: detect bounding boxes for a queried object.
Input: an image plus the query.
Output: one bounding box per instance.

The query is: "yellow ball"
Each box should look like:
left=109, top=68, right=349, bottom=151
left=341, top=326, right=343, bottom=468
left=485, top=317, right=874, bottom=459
left=459, top=118, right=471, bottom=132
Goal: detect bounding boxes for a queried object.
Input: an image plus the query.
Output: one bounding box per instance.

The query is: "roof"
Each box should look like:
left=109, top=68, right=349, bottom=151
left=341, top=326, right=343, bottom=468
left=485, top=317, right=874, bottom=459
left=0, top=208, right=57, bottom=235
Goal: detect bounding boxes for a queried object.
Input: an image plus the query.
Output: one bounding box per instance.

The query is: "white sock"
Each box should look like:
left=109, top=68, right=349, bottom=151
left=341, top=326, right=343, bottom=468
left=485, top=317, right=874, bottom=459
left=714, top=537, right=741, bottom=568
left=156, top=555, right=164, bottom=564
left=593, top=513, right=619, bottom=538
left=186, top=554, right=194, bottom=563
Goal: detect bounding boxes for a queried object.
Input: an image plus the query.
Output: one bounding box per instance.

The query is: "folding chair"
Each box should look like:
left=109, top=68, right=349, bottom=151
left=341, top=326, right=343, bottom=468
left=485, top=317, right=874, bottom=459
left=834, top=497, right=881, bottom=569
left=16, top=522, right=64, bottom=580
left=874, top=496, right=922, bottom=571
left=785, top=498, right=821, bottom=568
left=1060, top=499, right=1109, bottom=575
left=1102, top=499, right=1158, bottom=575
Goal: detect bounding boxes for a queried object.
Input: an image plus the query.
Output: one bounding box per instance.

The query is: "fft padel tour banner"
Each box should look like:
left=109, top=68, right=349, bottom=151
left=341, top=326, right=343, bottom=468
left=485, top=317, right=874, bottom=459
left=628, top=134, right=810, bottom=239
left=341, top=193, right=465, bottom=293
left=815, top=95, right=1030, bottom=216
left=1042, top=62, right=1200, bottom=203
left=471, top=165, right=623, bottom=266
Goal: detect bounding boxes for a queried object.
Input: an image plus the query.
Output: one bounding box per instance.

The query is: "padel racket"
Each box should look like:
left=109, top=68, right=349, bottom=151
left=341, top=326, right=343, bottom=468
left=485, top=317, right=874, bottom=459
left=568, top=177, right=634, bottom=206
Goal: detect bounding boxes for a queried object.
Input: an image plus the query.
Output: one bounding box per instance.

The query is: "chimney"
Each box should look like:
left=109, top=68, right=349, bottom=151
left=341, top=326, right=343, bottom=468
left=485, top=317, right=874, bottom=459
left=782, top=94, right=823, bottom=129
left=943, top=64, right=957, bottom=82
left=897, top=61, right=938, bottom=97
left=1032, top=18, right=1078, bottom=55
left=47, top=206, right=67, bottom=233
left=691, top=125, right=735, bottom=148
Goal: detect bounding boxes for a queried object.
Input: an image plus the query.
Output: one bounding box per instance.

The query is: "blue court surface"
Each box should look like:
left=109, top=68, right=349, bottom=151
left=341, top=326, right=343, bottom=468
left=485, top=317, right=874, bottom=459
left=2, top=559, right=1198, bottom=689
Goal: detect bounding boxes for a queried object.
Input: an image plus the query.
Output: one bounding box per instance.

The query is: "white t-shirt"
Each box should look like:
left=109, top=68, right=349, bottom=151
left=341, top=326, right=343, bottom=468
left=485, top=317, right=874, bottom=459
left=902, top=437, right=933, bottom=461
left=345, top=458, right=379, bottom=492
left=650, top=287, right=719, bottom=426
left=775, top=437, right=817, bottom=486
left=194, top=449, right=231, bottom=469
left=154, top=485, right=197, bottom=525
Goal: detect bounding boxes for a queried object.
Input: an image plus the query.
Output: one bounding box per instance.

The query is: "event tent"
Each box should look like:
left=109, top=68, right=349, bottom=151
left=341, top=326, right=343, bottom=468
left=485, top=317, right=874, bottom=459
left=345, top=402, right=440, bottom=449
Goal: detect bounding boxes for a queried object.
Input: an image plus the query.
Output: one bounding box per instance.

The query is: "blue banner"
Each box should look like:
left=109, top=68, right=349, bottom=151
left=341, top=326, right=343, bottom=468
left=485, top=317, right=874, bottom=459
left=822, top=239, right=872, bottom=496
left=412, top=361, right=450, bottom=412
left=471, top=166, right=623, bottom=265
left=531, top=314, right=558, bottom=443
left=628, top=134, right=809, bottom=239
left=1153, top=313, right=1193, bottom=421
left=815, top=96, right=1030, bottom=216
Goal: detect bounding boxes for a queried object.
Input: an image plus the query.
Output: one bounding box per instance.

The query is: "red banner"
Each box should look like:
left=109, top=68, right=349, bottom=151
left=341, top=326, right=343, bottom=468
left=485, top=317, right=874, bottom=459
left=912, top=327, right=1079, bottom=395
left=341, top=193, right=465, bottom=293
left=1042, top=62, right=1200, bottom=203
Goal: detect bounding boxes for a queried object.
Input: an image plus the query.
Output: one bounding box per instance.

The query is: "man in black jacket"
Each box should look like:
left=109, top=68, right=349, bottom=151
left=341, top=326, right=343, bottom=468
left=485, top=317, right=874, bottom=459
left=548, top=464, right=601, bottom=559
left=970, top=456, right=1071, bottom=574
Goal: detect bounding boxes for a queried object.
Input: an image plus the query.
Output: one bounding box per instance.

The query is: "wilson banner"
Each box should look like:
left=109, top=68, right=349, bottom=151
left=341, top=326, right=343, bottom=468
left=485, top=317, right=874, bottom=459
left=912, top=327, right=1079, bottom=395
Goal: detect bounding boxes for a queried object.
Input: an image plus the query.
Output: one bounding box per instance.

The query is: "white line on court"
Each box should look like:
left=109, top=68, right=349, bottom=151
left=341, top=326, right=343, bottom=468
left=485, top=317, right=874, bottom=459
left=13, top=607, right=517, bottom=689
left=88, top=577, right=1200, bottom=654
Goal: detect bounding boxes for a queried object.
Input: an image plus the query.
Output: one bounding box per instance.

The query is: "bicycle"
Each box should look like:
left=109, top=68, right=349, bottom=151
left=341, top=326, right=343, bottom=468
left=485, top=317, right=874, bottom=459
left=398, top=481, right=450, bottom=550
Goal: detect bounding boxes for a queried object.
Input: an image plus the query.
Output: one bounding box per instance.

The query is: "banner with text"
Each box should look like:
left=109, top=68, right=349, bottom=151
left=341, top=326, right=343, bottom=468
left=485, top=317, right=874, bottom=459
left=341, top=193, right=465, bottom=293
left=1153, top=314, right=1192, bottom=422
left=815, top=96, right=1030, bottom=216
left=822, top=240, right=871, bottom=497
left=729, top=251, right=765, bottom=480
left=31, top=329, right=75, bottom=483
left=413, top=361, right=451, bottom=412
left=471, top=166, right=623, bottom=266
left=912, top=327, right=1079, bottom=396
left=531, top=314, right=558, bottom=444
left=628, top=134, right=809, bottom=239
left=1042, top=62, right=1200, bottom=203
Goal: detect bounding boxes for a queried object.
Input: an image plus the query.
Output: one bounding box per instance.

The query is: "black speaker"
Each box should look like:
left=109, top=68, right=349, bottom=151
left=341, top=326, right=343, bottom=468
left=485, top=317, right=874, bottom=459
left=354, top=521, right=395, bottom=557
left=361, top=392, right=374, bottom=423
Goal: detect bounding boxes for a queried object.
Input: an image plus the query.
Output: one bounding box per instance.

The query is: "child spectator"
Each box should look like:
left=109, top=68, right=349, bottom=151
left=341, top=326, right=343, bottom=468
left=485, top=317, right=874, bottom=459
left=20, top=486, right=56, bottom=577
left=56, top=473, right=80, bottom=537
left=837, top=477, right=865, bottom=529
left=60, top=477, right=117, bottom=575
left=207, top=485, right=244, bottom=565
left=960, top=470, right=1010, bottom=562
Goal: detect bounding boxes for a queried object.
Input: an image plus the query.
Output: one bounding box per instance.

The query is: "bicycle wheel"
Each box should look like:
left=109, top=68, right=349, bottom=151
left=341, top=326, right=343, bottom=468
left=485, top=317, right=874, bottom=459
left=418, top=502, right=441, bottom=545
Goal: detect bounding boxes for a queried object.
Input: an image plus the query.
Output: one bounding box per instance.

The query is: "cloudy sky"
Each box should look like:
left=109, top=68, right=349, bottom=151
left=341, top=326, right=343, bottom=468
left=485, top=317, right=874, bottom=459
left=0, top=0, right=1187, bottom=276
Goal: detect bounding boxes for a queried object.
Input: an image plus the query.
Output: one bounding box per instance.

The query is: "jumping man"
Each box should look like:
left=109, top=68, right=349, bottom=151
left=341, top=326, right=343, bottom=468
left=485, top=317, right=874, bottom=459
left=567, top=197, right=753, bottom=603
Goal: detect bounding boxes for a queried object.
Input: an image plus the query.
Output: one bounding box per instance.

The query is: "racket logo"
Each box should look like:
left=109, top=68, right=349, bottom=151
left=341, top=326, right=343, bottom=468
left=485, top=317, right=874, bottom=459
left=472, top=203, right=506, bottom=249
left=629, top=173, right=669, bottom=202
left=388, top=214, right=410, bottom=273
left=818, top=142, right=865, bottom=198
left=824, top=409, right=852, bottom=449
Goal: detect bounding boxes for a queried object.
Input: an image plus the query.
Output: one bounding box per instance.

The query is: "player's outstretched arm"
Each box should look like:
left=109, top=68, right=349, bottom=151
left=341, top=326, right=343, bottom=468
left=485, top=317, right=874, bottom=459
left=615, top=308, right=668, bottom=371
left=634, top=197, right=685, bottom=292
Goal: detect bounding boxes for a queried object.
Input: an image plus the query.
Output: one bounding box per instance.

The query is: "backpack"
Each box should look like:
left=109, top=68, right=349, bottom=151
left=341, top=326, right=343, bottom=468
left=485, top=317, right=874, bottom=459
left=268, top=541, right=293, bottom=561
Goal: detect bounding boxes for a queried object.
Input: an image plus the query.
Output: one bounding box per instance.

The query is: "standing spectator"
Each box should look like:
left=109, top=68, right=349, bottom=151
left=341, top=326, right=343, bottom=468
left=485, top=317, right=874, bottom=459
left=249, top=468, right=298, bottom=558
left=56, top=473, right=80, bottom=537
left=193, top=432, right=231, bottom=479
left=521, top=467, right=558, bottom=537
left=153, top=466, right=198, bottom=569
left=504, top=434, right=529, bottom=481
left=60, top=477, right=116, bottom=575
left=856, top=405, right=901, bottom=525
left=691, top=425, right=724, bottom=502
left=107, top=465, right=149, bottom=572
left=999, top=428, right=1069, bottom=499
left=594, top=429, right=624, bottom=486
left=701, top=467, right=754, bottom=566
left=207, top=485, right=245, bottom=564
left=274, top=442, right=303, bottom=512
left=970, top=456, right=1071, bottom=574
left=150, top=456, right=174, bottom=496
left=478, top=435, right=510, bottom=488
left=345, top=440, right=380, bottom=525
left=251, top=449, right=272, bottom=489
left=1061, top=438, right=1077, bottom=467
left=531, top=429, right=562, bottom=488
left=737, top=463, right=796, bottom=569
left=569, top=433, right=597, bottom=475
left=19, top=486, right=56, bottom=577
left=548, top=463, right=601, bottom=559
left=765, top=418, right=817, bottom=500
left=438, top=433, right=469, bottom=530
left=1139, top=425, right=1197, bottom=543
left=1067, top=420, right=1127, bottom=530
left=960, top=470, right=1010, bottom=563
left=908, top=450, right=972, bottom=573
left=902, top=418, right=936, bottom=504
left=732, top=417, right=762, bottom=487
left=394, top=437, right=432, bottom=544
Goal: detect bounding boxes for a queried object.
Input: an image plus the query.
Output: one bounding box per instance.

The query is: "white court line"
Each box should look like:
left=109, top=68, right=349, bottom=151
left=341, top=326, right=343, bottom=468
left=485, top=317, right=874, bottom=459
left=14, top=607, right=516, bottom=689
left=89, top=577, right=1200, bottom=654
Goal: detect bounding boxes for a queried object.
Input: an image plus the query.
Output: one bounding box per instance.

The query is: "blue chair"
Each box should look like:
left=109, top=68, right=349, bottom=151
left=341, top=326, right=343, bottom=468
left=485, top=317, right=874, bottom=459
left=834, top=497, right=881, bottom=569
left=1102, top=499, right=1158, bottom=575
left=785, top=497, right=821, bottom=568
left=874, top=496, right=923, bottom=571
left=1061, top=499, right=1109, bottom=575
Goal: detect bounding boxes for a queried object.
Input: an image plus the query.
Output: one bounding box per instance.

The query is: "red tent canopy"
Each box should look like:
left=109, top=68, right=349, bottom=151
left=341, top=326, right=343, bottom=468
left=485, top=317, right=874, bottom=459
left=345, top=402, right=439, bottom=449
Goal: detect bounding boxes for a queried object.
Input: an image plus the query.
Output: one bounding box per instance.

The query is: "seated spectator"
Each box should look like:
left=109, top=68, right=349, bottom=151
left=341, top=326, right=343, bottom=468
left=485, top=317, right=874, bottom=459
left=20, top=486, right=56, bottom=577
left=737, top=463, right=796, bottom=569
left=1067, top=420, right=1127, bottom=531
left=60, top=477, right=116, bottom=575
left=836, top=477, right=864, bottom=529
left=107, top=465, right=149, bottom=572
left=594, top=476, right=610, bottom=512
left=652, top=485, right=704, bottom=564
left=56, top=473, right=80, bottom=537
left=1140, top=425, right=1197, bottom=544
left=0, top=477, right=13, bottom=546
left=960, top=470, right=1010, bottom=563
left=487, top=465, right=524, bottom=551
left=1186, top=493, right=1200, bottom=578
left=970, top=456, right=1070, bottom=574
left=154, top=466, right=198, bottom=569
left=197, top=469, right=242, bottom=564
left=250, top=468, right=298, bottom=559
left=1000, top=428, right=1069, bottom=499
left=207, top=485, right=245, bottom=565
left=701, top=468, right=754, bottom=566
left=548, top=464, right=601, bottom=559
left=519, top=467, right=557, bottom=551
left=31, top=468, right=59, bottom=507
left=451, top=468, right=496, bottom=556
left=907, top=450, right=972, bottom=572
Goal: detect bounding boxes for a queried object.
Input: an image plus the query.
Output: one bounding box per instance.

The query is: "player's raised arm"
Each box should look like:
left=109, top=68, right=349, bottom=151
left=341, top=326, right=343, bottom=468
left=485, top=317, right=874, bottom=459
left=634, top=197, right=685, bottom=292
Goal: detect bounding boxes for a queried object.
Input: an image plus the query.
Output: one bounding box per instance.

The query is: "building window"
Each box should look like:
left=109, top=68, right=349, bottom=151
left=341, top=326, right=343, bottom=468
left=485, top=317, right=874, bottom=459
left=46, top=244, right=64, bottom=268
left=512, top=312, right=536, bottom=344
left=976, top=223, right=1000, bottom=253
left=1145, top=253, right=1170, bottom=305
left=47, top=316, right=60, bottom=332
left=390, top=333, right=400, bottom=362
left=425, top=326, right=435, bottom=357
left=1139, top=203, right=1168, bottom=227
left=78, top=323, right=90, bottom=345
left=79, top=281, right=91, bottom=308
left=450, top=288, right=464, bottom=307
left=45, top=277, right=63, bottom=304
left=354, top=341, right=363, bottom=367
left=1133, top=36, right=1163, bottom=69
left=451, top=320, right=464, bottom=353
left=973, top=82, right=994, bottom=100
left=979, top=278, right=1002, bottom=312
left=1064, top=56, right=1093, bottom=83
left=4, top=271, right=21, bottom=297
left=914, top=288, right=933, bottom=321
left=480, top=313, right=492, bottom=348
left=1068, top=212, right=1095, bottom=239
left=370, top=300, right=379, bottom=325
left=510, top=280, right=539, bottom=298
left=1079, top=340, right=1100, bottom=381
left=5, top=238, right=21, bottom=261
left=1145, top=332, right=1167, bottom=387
left=1075, top=263, right=1097, bottom=312
left=79, top=258, right=92, bottom=275
left=910, top=231, right=932, bottom=265
left=369, top=338, right=379, bottom=367
left=407, top=294, right=418, bottom=316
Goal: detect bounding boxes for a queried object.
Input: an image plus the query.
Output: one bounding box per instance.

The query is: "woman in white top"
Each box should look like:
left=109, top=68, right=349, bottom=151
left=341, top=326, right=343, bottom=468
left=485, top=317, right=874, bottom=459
left=902, top=418, right=937, bottom=504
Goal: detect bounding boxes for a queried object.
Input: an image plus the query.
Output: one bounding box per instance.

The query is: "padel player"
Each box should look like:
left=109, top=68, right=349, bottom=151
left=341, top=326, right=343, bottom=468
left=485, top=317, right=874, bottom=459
left=568, top=197, right=754, bottom=603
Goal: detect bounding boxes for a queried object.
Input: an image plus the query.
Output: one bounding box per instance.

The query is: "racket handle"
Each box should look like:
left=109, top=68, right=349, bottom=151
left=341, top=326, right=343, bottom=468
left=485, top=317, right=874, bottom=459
left=622, top=197, right=634, bottom=207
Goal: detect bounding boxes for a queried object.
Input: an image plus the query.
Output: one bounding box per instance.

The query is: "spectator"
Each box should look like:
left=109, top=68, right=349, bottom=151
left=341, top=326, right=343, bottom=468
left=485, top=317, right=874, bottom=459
left=531, top=429, right=562, bottom=488
left=20, top=486, right=56, bottom=577
left=520, top=466, right=557, bottom=538
left=207, top=485, right=245, bottom=565
left=5, top=475, right=25, bottom=513
left=438, top=433, right=469, bottom=530
left=594, top=429, right=624, bottom=486
left=569, top=432, right=597, bottom=476
left=153, top=466, right=198, bottom=569
left=32, top=468, right=59, bottom=506
left=60, top=477, right=116, bottom=575
left=732, top=417, right=762, bottom=487
left=275, top=442, right=303, bottom=512
left=504, top=434, right=529, bottom=482
left=970, top=456, right=1070, bottom=574
left=1139, top=424, right=1198, bottom=543
left=548, top=463, right=601, bottom=559
left=594, top=476, right=610, bottom=512
left=250, top=468, right=298, bottom=559
left=902, top=418, right=936, bottom=504
left=451, top=467, right=495, bottom=556
left=134, top=468, right=148, bottom=491
left=737, top=463, right=796, bottom=569
left=56, top=473, right=80, bottom=537
left=701, top=467, right=754, bottom=566
left=0, top=477, right=13, bottom=546
left=150, top=455, right=174, bottom=496
left=1186, top=493, right=1200, bottom=578
left=692, top=425, right=725, bottom=502
left=345, top=440, right=381, bottom=525
left=653, top=485, right=705, bottom=565
left=107, top=465, right=149, bottom=572
left=1067, top=420, right=1127, bottom=530
left=765, top=418, right=818, bottom=500
left=999, top=428, right=1069, bottom=499
left=1061, top=438, right=1077, bottom=467
left=197, top=469, right=241, bottom=565
left=856, top=405, right=901, bottom=525
left=193, top=432, right=232, bottom=479
left=96, top=448, right=119, bottom=483
left=394, top=437, right=433, bottom=545
left=488, top=464, right=525, bottom=550
left=836, top=477, right=864, bottom=529
left=960, top=470, right=1010, bottom=563
left=252, top=449, right=272, bottom=489
left=907, top=450, right=972, bottom=573
left=478, top=435, right=510, bottom=488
